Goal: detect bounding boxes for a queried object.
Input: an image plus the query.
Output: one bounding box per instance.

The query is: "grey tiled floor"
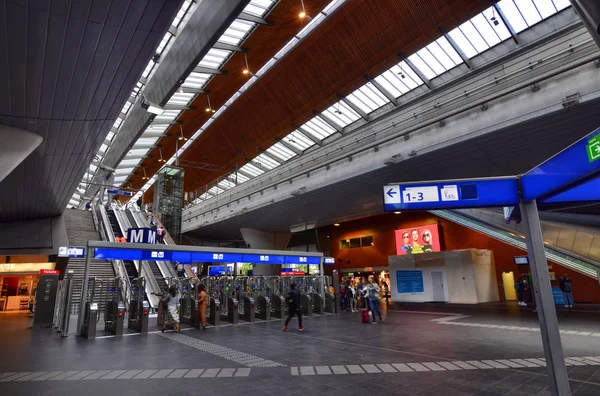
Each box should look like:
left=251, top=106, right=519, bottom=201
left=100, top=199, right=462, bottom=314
left=1, top=306, right=599, bottom=395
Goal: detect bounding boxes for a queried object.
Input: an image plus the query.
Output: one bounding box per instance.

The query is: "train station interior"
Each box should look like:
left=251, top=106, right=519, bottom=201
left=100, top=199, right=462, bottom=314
left=1, top=0, right=600, bottom=395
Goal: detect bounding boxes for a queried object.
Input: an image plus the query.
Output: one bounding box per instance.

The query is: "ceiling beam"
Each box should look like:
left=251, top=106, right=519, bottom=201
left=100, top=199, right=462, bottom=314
left=178, top=87, right=207, bottom=94
left=315, top=110, right=344, bottom=133
left=400, top=53, right=431, bottom=89
left=439, top=27, right=473, bottom=69
left=238, top=12, right=272, bottom=25
left=337, top=94, right=369, bottom=120
left=274, top=137, right=302, bottom=155
left=163, top=104, right=194, bottom=111
left=493, top=3, right=519, bottom=45
left=213, top=42, right=246, bottom=53
left=296, top=126, right=323, bottom=146
left=258, top=148, right=283, bottom=164
left=245, top=158, right=270, bottom=173
left=365, top=74, right=398, bottom=106
left=193, top=66, right=228, bottom=75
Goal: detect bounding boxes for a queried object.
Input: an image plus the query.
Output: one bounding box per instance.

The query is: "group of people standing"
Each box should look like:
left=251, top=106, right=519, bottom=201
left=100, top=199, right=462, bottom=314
left=338, top=276, right=387, bottom=324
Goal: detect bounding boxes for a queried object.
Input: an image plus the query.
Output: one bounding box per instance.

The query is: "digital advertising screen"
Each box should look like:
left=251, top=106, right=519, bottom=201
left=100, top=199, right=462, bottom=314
left=395, top=224, right=441, bottom=255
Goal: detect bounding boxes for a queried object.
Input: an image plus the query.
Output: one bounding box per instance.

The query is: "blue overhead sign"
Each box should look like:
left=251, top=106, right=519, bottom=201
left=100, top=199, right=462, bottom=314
left=93, top=247, right=321, bottom=265
left=541, top=178, right=600, bottom=205
left=521, top=128, right=600, bottom=201
left=383, top=177, right=520, bottom=212
left=58, top=246, right=86, bottom=258
left=324, top=257, right=335, bottom=264
left=106, top=189, right=133, bottom=196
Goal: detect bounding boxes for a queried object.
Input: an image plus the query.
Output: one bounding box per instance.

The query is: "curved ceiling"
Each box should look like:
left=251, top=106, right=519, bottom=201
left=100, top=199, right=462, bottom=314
left=132, top=0, right=490, bottom=201
left=0, top=0, right=181, bottom=221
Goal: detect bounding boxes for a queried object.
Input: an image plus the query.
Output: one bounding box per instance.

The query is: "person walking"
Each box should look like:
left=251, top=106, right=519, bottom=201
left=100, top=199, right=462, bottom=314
left=365, top=276, right=383, bottom=324
left=283, top=283, right=305, bottom=332
left=197, top=284, right=209, bottom=330
left=348, top=284, right=357, bottom=312
left=559, top=273, right=574, bottom=308
left=163, top=286, right=180, bottom=333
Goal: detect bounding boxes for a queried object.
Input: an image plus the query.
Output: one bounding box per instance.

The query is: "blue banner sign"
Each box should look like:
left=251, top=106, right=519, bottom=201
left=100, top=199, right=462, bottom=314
left=383, top=177, right=519, bottom=212
left=541, top=178, right=600, bottom=205
left=242, top=254, right=285, bottom=264
left=58, top=246, right=86, bottom=258
left=521, top=127, right=600, bottom=201
left=284, top=256, right=321, bottom=265
left=94, top=247, right=320, bottom=265
left=106, top=189, right=133, bottom=197
left=192, top=252, right=244, bottom=263
left=127, top=228, right=157, bottom=244
left=324, top=257, right=335, bottom=264
left=396, top=270, right=424, bottom=293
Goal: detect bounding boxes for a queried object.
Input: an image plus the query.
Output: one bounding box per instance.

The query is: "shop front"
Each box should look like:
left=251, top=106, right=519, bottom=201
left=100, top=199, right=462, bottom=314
left=0, top=262, right=56, bottom=312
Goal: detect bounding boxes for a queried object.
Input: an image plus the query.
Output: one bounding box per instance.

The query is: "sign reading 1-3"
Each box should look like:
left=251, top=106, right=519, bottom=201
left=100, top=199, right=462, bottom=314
left=383, top=178, right=520, bottom=212
left=587, top=135, right=600, bottom=163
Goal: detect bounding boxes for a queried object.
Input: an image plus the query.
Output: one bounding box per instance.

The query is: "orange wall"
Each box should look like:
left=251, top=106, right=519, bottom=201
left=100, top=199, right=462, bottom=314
left=325, top=212, right=600, bottom=303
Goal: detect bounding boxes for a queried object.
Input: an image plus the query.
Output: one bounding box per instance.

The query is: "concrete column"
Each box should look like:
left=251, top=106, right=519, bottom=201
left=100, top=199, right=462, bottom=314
left=240, top=228, right=291, bottom=276
left=0, top=125, right=43, bottom=184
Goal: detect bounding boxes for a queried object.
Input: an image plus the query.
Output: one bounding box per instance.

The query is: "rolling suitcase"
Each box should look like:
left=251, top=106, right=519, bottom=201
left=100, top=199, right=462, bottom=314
left=361, top=308, right=370, bottom=323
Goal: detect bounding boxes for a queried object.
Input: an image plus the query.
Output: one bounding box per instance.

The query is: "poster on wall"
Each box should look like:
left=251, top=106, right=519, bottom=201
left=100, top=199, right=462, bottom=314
left=395, top=224, right=441, bottom=255
left=396, top=270, right=424, bottom=293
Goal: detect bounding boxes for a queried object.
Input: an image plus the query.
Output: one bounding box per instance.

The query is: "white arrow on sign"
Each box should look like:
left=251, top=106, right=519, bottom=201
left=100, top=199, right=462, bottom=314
left=383, top=185, right=401, bottom=204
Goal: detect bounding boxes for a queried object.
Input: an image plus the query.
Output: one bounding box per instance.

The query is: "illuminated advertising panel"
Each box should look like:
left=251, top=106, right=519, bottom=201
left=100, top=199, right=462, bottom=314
left=394, top=224, right=441, bottom=255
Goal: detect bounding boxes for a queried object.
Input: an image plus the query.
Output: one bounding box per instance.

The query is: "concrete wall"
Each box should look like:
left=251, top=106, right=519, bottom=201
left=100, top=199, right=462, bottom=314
left=0, top=215, right=68, bottom=256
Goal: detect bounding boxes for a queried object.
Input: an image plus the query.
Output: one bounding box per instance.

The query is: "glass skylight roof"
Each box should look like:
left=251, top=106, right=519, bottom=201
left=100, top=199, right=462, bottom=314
left=218, top=20, right=255, bottom=46
left=153, top=110, right=181, bottom=122
left=374, top=61, right=424, bottom=98
left=167, top=92, right=196, bottom=106
left=239, top=162, right=264, bottom=177
left=255, top=153, right=280, bottom=170
left=198, top=49, right=232, bottom=70
left=208, top=186, right=224, bottom=196
left=346, top=82, right=390, bottom=113
left=172, top=0, right=193, bottom=29
left=267, top=143, right=297, bottom=162
left=218, top=178, right=237, bottom=190
left=182, top=72, right=211, bottom=89
left=141, top=60, right=156, bottom=79
left=156, top=32, right=173, bottom=56
left=243, top=0, right=276, bottom=18
left=301, top=117, right=337, bottom=140
left=322, top=101, right=361, bottom=128
left=282, top=130, right=316, bottom=151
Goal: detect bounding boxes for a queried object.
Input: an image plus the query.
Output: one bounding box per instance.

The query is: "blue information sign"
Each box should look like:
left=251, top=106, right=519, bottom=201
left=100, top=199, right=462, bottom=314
left=521, top=127, right=600, bottom=201
left=242, top=254, right=285, bottom=264
left=141, top=250, right=172, bottom=261
left=94, top=248, right=141, bottom=261
left=324, top=257, right=335, bottom=264
left=396, top=270, right=424, bottom=293
left=541, top=178, right=600, bottom=205
left=552, top=287, right=566, bottom=306
left=58, top=246, right=86, bottom=258
left=191, top=252, right=244, bottom=263
left=383, top=177, right=519, bottom=212
left=106, top=189, right=133, bottom=196
left=209, top=266, right=226, bottom=276
left=284, top=256, right=321, bottom=265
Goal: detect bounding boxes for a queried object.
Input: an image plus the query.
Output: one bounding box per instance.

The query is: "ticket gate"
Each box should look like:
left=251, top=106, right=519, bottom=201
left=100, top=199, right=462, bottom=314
left=105, top=300, right=125, bottom=336
left=208, top=298, right=220, bottom=327
left=312, top=292, right=325, bottom=314
left=301, top=293, right=313, bottom=316
left=325, top=292, right=336, bottom=313
left=221, top=297, right=239, bottom=324
left=128, top=278, right=149, bottom=333
left=242, top=296, right=255, bottom=322
left=180, top=280, right=199, bottom=328
left=256, top=295, right=270, bottom=320
left=271, top=294, right=286, bottom=321
left=82, top=303, right=99, bottom=339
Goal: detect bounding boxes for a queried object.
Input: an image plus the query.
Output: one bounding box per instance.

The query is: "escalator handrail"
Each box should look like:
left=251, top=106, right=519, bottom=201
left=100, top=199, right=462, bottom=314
left=432, top=210, right=599, bottom=279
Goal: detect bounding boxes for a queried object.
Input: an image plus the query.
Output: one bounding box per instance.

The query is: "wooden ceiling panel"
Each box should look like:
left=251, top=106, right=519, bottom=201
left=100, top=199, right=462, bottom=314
left=132, top=0, right=491, bottom=199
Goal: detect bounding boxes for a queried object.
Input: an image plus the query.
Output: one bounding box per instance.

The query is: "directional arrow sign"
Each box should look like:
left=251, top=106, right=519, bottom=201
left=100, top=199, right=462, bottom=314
left=383, top=185, right=401, bottom=204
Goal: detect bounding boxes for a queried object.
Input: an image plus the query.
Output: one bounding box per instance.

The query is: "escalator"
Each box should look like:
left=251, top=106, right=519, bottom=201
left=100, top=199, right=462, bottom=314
left=431, top=209, right=600, bottom=280
left=124, top=207, right=169, bottom=293
left=106, top=209, right=123, bottom=239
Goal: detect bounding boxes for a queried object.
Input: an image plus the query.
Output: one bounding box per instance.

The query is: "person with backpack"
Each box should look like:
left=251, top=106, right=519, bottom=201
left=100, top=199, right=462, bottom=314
left=559, top=273, right=574, bottom=308
left=365, top=276, right=383, bottom=324
left=283, top=283, right=305, bottom=332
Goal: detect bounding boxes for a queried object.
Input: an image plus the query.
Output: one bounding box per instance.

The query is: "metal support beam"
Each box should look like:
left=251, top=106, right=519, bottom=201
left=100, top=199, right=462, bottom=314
left=141, top=130, right=170, bottom=138
left=400, top=54, right=431, bottom=88
left=150, top=119, right=182, bottom=125
left=274, top=137, right=302, bottom=155
left=213, top=42, right=246, bottom=52
left=163, top=104, right=194, bottom=111
left=493, top=2, right=519, bottom=44
left=296, top=126, right=323, bottom=146
left=236, top=168, right=255, bottom=180
left=570, top=0, right=600, bottom=49
left=178, top=87, right=207, bottom=94
left=258, top=148, right=283, bottom=164
left=365, top=74, right=398, bottom=105
left=245, top=158, right=271, bottom=173
left=314, top=110, right=344, bottom=133
left=520, top=199, right=571, bottom=396
left=338, top=94, right=369, bottom=120
left=238, top=12, right=272, bottom=25
left=440, top=27, right=473, bottom=69
left=194, top=66, right=227, bottom=75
